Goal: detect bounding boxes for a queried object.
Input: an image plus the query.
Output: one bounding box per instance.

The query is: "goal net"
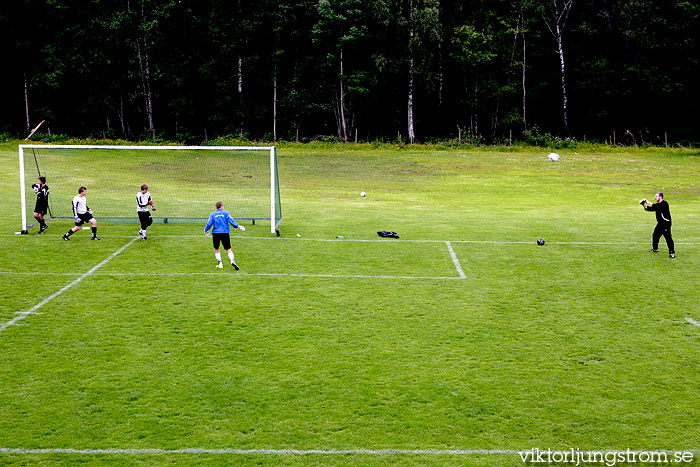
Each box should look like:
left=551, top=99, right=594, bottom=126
left=18, top=145, right=282, bottom=234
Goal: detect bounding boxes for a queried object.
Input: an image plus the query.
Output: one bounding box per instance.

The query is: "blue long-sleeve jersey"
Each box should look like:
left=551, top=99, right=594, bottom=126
left=205, top=209, right=239, bottom=233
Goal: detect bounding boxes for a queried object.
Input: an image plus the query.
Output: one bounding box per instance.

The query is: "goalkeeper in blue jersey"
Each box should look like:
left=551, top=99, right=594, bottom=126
left=204, top=201, right=246, bottom=269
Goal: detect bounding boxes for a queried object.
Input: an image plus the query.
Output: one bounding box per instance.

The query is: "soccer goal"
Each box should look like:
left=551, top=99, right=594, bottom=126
left=18, top=145, right=282, bottom=234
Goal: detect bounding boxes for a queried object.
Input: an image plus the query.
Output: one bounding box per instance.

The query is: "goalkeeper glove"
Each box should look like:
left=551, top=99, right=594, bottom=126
left=204, top=230, right=211, bottom=236
left=74, top=216, right=81, bottom=223
left=639, top=199, right=647, bottom=205
left=31, top=183, right=39, bottom=193
left=239, top=225, right=246, bottom=232
left=88, top=208, right=93, bottom=214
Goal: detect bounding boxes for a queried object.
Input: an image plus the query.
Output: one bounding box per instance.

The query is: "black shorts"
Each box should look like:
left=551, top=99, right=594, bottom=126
left=34, top=202, right=48, bottom=215
left=75, top=212, right=94, bottom=226
left=138, top=211, right=153, bottom=229
left=212, top=233, right=231, bottom=250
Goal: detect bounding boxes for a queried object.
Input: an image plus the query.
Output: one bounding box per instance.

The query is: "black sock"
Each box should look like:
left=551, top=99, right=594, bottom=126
left=92, top=227, right=97, bottom=237
left=65, top=230, right=74, bottom=237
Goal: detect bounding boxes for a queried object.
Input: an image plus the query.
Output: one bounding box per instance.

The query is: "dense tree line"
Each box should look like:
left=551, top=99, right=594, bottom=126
left=2, top=0, right=699, bottom=144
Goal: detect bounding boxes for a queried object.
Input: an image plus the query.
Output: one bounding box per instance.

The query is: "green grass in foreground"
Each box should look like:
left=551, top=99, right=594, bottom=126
left=0, top=141, right=699, bottom=466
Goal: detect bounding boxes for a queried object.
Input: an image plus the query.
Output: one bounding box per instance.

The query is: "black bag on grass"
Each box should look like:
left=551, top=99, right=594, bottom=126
left=377, top=231, right=399, bottom=239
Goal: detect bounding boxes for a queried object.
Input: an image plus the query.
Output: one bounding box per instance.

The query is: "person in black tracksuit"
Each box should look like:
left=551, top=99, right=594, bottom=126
left=640, top=192, right=675, bottom=258
left=33, top=176, right=50, bottom=234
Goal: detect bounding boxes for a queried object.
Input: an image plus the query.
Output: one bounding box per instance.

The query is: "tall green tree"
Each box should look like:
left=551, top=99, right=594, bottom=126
left=312, top=0, right=370, bottom=141
left=373, top=0, right=440, bottom=143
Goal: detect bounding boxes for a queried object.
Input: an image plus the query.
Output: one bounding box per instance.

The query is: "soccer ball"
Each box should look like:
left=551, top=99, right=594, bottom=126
left=537, top=238, right=545, bottom=246
left=547, top=153, right=560, bottom=161
left=360, top=192, right=366, bottom=197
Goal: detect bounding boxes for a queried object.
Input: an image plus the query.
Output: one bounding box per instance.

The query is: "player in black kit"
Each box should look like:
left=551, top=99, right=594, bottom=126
left=640, top=192, right=675, bottom=258
left=32, top=176, right=50, bottom=234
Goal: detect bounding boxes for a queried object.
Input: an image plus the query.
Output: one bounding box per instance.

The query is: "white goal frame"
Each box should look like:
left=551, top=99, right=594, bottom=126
left=18, top=145, right=281, bottom=234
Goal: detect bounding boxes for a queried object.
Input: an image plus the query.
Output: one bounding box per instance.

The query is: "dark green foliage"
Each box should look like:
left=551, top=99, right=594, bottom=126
left=3, top=0, right=700, bottom=143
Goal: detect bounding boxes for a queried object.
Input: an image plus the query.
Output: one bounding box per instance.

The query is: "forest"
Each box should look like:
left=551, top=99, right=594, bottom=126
left=3, top=0, right=699, bottom=144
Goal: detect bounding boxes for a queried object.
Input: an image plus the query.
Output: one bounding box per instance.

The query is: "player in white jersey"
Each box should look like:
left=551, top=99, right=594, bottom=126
left=136, top=184, right=156, bottom=240
left=62, top=186, right=100, bottom=240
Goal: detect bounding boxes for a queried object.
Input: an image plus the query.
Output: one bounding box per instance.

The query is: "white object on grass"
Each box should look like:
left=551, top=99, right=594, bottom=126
left=360, top=192, right=366, bottom=197
left=547, top=153, right=560, bottom=161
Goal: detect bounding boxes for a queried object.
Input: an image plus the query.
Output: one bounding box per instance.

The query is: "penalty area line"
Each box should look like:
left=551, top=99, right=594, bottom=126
left=0, top=237, right=139, bottom=334
left=445, top=241, right=466, bottom=278
left=686, top=318, right=700, bottom=327
left=5, top=234, right=700, bottom=246
left=0, top=271, right=463, bottom=280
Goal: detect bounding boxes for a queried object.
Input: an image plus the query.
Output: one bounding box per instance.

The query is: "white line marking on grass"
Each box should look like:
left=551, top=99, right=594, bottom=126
left=686, top=318, right=700, bottom=327
left=5, top=234, right=700, bottom=245
left=0, top=237, right=139, bottom=333
left=445, top=241, right=466, bottom=278
left=0, top=272, right=78, bottom=276
left=0, top=271, right=462, bottom=280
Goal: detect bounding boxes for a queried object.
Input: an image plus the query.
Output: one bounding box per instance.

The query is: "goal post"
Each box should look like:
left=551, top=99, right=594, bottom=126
left=18, top=145, right=282, bottom=234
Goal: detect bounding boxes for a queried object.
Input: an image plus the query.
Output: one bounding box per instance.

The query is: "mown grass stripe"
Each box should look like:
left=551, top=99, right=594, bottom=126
left=0, top=448, right=698, bottom=456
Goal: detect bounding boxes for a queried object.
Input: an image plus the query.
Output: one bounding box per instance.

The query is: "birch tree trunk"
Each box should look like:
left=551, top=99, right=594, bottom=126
left=238, top=56, right=244, bottom=138
left=407, top=0, right=415, bottom=144
left=24, top=74, right=31, bottom=132
left=237, top=56, right=243, bottom=94
left=438, top=42, right=443, bottom=106
left=521, top=11, right=527, bottom=130
left=556, top=22, right=568, bottom=133
left=134, top=0, right=155, bottom=138
left=273, top=64, right=278, bottom=141
left=136, top=38, right=154, bottom=138
left=473, top=82, right=478, bottom=136
left=118, top=93, right=126, bottom=137
left=339, top=47, right=348, bottom=142
left=541, top=0, right=573, bottom=134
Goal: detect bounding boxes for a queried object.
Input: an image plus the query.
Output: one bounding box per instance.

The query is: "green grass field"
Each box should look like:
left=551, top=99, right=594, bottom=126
left=1, top=141, right=699, bottom=466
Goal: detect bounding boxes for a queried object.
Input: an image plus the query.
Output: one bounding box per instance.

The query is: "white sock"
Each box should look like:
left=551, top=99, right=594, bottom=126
left=215, top=252, right=222, bottom=263
left=228, top=251, right=235, bottom=263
